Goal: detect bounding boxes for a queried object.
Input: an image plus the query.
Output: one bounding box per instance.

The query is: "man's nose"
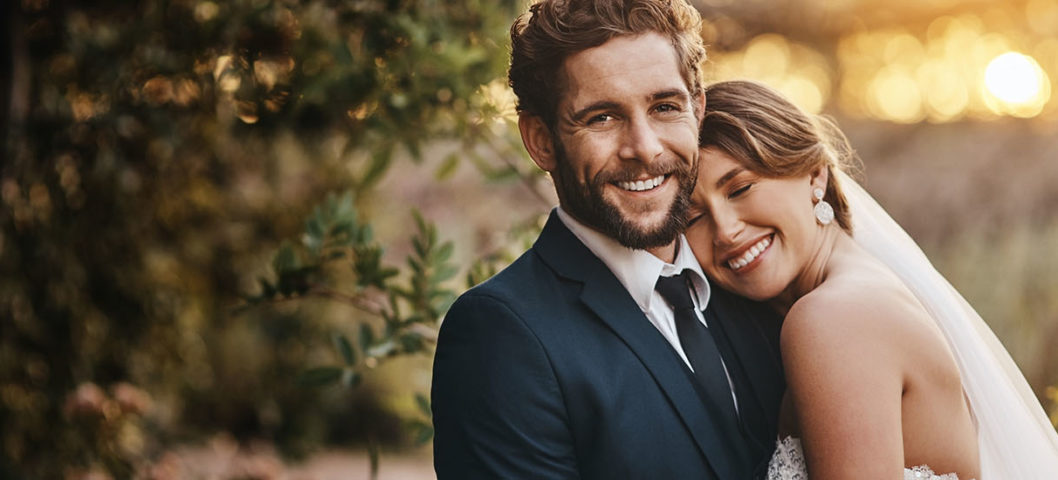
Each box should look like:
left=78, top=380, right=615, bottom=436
left=618, top=116, right=664, bottom=163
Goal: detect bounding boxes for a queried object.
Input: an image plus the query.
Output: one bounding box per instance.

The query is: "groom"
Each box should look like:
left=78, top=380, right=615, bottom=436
left=431, top=0, right=785, bottom=478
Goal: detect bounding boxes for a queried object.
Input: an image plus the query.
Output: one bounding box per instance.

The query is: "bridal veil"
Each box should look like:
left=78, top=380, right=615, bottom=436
left=839, top=171, right=1058, bottom=478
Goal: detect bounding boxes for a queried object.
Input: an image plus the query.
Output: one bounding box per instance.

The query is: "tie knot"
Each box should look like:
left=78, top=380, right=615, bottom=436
left=655, top=271, right=695, bottom=311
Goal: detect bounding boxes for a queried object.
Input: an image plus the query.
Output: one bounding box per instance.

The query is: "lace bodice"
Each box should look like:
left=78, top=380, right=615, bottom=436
left=767, top=437, right=959, bottom=480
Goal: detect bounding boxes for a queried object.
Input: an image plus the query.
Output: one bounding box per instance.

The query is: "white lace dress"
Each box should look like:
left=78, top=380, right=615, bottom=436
left=767, top=437, right=959, bottom=480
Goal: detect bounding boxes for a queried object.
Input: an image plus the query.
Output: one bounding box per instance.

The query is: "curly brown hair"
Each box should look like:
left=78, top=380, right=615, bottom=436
left=699, top=80, right=859, bottom=233
left=509, top=0, right=706, bottom=129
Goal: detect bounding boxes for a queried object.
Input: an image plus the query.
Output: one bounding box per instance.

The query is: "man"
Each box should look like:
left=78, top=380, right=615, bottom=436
left=431, top=1, right=785, bottom=478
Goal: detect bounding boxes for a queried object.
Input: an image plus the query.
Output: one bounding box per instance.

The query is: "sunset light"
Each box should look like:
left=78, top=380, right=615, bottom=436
left=984, top=52, right=1051, bottom=117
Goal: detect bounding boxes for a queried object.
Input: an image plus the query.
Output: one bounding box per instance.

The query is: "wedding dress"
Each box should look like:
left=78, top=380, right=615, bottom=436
left=762, top=172, right=1058, bottom=479
left=766, top=436, right=958, bottom=480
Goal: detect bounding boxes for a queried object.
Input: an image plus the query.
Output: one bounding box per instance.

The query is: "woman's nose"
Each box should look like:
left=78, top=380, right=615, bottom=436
left=711, top=206, right=744, bottom=246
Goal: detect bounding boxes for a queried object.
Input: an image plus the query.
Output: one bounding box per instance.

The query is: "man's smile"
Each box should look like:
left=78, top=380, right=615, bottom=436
left=616, top=174, right=667, bottom=192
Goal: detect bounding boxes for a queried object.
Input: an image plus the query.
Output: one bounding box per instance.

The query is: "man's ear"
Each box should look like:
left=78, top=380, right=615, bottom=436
left=694, top=91, right=706, bottom=125
left=519, top=114, right=557, bottom=172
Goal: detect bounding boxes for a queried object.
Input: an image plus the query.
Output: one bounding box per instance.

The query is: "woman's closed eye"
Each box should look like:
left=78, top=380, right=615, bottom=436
left=728, top=183, right=753, bottom=199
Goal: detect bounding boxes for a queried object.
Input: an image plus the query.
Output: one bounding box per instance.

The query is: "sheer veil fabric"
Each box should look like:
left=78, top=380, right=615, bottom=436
left=839, top=171, right=1058, bottom=478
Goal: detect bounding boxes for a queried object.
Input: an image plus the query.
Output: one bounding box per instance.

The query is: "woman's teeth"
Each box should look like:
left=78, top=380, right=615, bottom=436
left=617, top=175, right=665, bottom=192
left=728, top=236, right=771, bottom=270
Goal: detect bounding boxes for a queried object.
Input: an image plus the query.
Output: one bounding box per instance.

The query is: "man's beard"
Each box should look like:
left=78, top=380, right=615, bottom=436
left=552, top=142, right=697, bottom=250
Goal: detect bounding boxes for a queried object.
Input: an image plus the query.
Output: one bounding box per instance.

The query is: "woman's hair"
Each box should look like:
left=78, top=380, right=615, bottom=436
left=509, top=0, right=706, bottom=130
left=699, top=80, right=859, bottom=232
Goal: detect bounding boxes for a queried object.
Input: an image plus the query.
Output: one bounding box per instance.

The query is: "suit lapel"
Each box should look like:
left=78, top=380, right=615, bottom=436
left=534, top=212, right=752, bottom=480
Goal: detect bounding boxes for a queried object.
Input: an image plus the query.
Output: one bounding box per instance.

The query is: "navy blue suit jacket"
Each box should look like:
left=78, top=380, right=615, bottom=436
left=432, top=211, right=784, bottom=479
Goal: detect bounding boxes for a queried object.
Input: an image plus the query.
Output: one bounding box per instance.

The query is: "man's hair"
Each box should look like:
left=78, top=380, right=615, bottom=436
left=699, top=80, right=858, bottom=233
left=509, top=0, right=706, bottom=129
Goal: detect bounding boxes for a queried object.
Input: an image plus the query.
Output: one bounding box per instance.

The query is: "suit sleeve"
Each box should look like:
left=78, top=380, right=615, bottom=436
left=431, top=292, right=580, bottom=479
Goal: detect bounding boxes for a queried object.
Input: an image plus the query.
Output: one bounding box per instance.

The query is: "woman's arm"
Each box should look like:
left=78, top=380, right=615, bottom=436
left=780, top=290, right=909, bottom=479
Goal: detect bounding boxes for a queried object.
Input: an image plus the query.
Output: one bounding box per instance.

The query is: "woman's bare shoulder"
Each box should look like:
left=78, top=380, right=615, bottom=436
left=780, top=267, right=940, bottom=370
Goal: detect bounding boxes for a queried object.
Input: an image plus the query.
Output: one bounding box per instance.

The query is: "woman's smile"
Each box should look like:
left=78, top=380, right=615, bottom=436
left=724, top=233, right=773, bottom=272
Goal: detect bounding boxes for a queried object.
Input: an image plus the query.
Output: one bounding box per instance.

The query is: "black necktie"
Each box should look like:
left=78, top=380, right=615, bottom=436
left=654, top=271, right=740, bottom=421
left=705, top=298, right=772, bottom=455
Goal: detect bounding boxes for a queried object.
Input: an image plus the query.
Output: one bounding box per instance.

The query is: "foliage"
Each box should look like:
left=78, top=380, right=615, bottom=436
left=245, top=191, right=464, bottom=478
left=2, top=0, right=525, bottom=477
left=248, top=192, right=457, bottom=389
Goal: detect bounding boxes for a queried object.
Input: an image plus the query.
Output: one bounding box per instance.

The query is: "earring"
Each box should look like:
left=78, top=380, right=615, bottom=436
left=813, top=188, right=834, bottom=226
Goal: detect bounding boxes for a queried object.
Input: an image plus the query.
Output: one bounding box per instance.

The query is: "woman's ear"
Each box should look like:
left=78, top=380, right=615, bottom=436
left=810, top=164, right=830, bottom=192
left=519, top=114, right=557, bottom=172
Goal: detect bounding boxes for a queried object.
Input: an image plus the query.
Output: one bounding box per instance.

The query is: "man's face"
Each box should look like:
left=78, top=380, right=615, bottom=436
left=549, top=32, right=702, bottom=254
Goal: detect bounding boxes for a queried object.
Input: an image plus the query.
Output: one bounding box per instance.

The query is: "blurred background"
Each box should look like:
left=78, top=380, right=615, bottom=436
left=2, top=0, right=1056, bottom=478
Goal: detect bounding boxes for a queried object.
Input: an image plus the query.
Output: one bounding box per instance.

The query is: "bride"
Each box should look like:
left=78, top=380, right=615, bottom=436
left=684, top=80, right=1058, bottom=479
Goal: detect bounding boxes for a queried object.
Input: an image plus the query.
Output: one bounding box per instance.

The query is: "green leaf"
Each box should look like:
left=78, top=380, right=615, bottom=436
left=272, top=242, right=298, bottom=273
left=407, top=257, right=423, bottom=274
left=334, top=334, right=356, bottom=366
left=359, top=324, right=376, bottom=352
left=360, top=223, right=374, bottom=243
left=435, top=153, right=460, bottom=180
left=405, top=139, right=423, bottom=162
left=367, top=339, right=396, bottom=358
left=335, top=192, right=355, bottom=219
left=436, top=241, right=454, bottom=263
left=341, top=369, right=362, bottom=388
left=433, top=264, right=458, bottom=283
left=361, top=144, right=393, bottom=190
left=414, top=393, right=431, bottom=417
left=399, top=332, right=424, bottom=353
left=305, top=217, right=325, bottom=253
left=300, top=366, right=343, bottom=387
left=410, top=420, right=434, bottom=446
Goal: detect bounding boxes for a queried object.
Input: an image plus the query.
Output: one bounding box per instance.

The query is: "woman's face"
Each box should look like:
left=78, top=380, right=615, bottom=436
left=686, top=147, right=824, bottom=301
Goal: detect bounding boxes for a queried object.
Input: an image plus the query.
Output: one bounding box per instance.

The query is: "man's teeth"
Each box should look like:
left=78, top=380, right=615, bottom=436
left=728, top=236, right=771, bottom=270
left=617, top=175, right=665, bottom=192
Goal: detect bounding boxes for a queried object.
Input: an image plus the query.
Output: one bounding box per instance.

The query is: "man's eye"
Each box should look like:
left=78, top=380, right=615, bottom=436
left=655, top=103, right=680, bottom=113
left=728, top=184, right=752, bottom=199
left=588, top=113, right=614, bottom=124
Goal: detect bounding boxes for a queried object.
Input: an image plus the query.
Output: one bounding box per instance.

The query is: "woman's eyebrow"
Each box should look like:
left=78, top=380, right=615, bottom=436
left=715, top=166, right=744, bottom=189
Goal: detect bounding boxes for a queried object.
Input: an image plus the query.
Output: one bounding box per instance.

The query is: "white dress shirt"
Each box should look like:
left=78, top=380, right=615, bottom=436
left=556, top=207, right=740, bottom=410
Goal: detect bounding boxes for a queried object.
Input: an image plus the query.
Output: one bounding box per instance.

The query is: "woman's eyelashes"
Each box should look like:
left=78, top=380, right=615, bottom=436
left=728, top=183, right=753, bottom=199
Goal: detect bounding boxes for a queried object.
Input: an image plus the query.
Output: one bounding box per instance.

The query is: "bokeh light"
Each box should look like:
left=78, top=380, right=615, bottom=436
left=707, top=9, right=1058, bottom=124
left=868, top=65, right=924, bottom=123
left=709, top=34, right=832, bottom=114
left=984, top=52, right=1051, bottom=117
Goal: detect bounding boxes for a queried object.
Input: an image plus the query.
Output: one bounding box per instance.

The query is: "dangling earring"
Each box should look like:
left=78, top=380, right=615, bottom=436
left=813, top=188, right=834, bottom=226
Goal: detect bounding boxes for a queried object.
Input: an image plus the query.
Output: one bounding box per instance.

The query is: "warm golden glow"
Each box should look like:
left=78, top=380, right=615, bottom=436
left=868, top=66, right=924, bottom=124
left=983, top=52, right=1050, bottom=117
left=918, top=62, right=969, bottom=122
left=706, top=8, right=1058, bottom=124
left=709, top=34, right=832, bottom=114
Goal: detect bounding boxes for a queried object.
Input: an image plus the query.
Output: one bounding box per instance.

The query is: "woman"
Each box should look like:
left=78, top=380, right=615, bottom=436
left=685, top=80, right=1058, bottom=479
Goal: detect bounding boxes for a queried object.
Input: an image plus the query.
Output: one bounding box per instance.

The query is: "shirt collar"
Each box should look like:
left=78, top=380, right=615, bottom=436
left=556, top=207, right=711, bottom=311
